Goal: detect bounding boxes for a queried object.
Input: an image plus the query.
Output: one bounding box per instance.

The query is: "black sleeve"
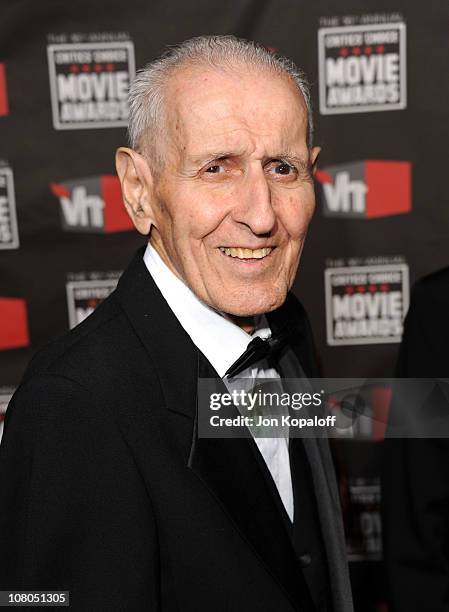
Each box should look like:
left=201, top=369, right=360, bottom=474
left=0, top=374, right=160, bottom=611
left=382, top=281, right=449, bottom=612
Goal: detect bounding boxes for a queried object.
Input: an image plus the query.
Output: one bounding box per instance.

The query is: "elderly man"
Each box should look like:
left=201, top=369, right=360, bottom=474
left=0, top=36, right=352, bottom=611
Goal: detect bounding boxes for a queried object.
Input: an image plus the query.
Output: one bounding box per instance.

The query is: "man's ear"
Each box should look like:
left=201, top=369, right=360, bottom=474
left=310, top=146, right=321, bottom=176
left=115, top=147, right=156, bottom=235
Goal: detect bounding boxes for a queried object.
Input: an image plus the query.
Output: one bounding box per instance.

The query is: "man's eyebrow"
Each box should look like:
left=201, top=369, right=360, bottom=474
left=188, top=150, right=311, bottom=168
left=188, top=151, right=244, bottom=164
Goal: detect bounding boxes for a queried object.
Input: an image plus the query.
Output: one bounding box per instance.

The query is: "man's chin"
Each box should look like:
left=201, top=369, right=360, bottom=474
left=212, top=289, right=288, bottom=318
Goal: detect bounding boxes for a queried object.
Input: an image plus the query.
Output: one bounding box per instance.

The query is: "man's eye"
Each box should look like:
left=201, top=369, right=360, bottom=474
left=205, top=164, right=225, bottom=174
left=269, top=162, right=296, bottom=175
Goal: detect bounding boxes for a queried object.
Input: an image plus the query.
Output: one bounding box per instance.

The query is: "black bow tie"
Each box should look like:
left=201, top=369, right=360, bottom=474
left=224, top=326, right=290, bottom=378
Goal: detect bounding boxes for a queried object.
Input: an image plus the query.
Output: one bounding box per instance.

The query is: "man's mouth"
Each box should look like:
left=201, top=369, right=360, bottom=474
left=218, top=246, right=273, bottom=260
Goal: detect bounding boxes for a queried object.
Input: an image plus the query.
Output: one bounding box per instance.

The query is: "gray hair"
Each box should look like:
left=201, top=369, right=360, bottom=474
left=127, top=35, right=314, bottom=172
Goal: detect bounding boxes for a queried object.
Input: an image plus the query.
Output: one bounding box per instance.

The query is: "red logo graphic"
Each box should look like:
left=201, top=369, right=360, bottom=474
left=0, top=64, right=9, bottom=116
left=50, top=175, right=133, bottom=233
left=316, top=160, right=411, bottom=219
left=0, top=298, right=29, bottom=350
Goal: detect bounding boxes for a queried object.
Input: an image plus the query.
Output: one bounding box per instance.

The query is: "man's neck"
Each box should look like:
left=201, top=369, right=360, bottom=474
left=225, top=314, right=257, bottom=334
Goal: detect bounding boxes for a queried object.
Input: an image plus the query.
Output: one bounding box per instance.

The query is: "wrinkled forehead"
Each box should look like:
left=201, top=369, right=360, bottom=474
left=163, top=63, right=309, bottom=160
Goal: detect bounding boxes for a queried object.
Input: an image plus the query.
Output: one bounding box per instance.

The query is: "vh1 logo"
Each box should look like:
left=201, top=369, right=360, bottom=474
left=316, top=160, right=411, bottom=219
left=50, top=175, right=133, bottom=233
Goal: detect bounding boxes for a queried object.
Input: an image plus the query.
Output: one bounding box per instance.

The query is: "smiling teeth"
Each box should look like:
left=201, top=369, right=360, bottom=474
left=219, top=247, right=273, bottom=259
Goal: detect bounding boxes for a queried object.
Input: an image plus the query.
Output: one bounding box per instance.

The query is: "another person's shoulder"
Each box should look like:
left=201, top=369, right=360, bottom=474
left=411, top=265, right=449, bottom=305
left=399, top=266, right=449, bottom=375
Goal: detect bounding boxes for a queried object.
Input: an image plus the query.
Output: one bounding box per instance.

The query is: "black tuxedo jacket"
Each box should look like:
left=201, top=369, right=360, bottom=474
left=0, top=248, right=352, bottom=611
left=382, top=267, right=449, bottom=612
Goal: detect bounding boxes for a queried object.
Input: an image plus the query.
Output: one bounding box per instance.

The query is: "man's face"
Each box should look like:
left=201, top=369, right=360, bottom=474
left=147, top=65, right=319, bottom=316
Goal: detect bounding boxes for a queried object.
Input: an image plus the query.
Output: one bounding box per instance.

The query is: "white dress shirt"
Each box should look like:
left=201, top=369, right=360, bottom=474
left=143, top=243, right=294, bottom=521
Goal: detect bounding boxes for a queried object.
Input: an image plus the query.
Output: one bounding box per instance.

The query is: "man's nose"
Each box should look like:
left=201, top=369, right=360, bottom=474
left=231, top=165, right=276, bottom=235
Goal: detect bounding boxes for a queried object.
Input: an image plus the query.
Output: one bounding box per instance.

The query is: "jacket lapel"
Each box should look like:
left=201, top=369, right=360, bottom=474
left=268, top=293, right=354, bottom=612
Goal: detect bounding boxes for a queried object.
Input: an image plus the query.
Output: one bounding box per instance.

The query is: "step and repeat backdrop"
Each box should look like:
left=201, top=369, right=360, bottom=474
left=1, top=1, right=448, bottom=609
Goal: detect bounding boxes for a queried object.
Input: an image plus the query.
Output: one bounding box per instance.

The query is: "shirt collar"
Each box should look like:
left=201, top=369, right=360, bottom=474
left=143, top=243, right=271, bottom=378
